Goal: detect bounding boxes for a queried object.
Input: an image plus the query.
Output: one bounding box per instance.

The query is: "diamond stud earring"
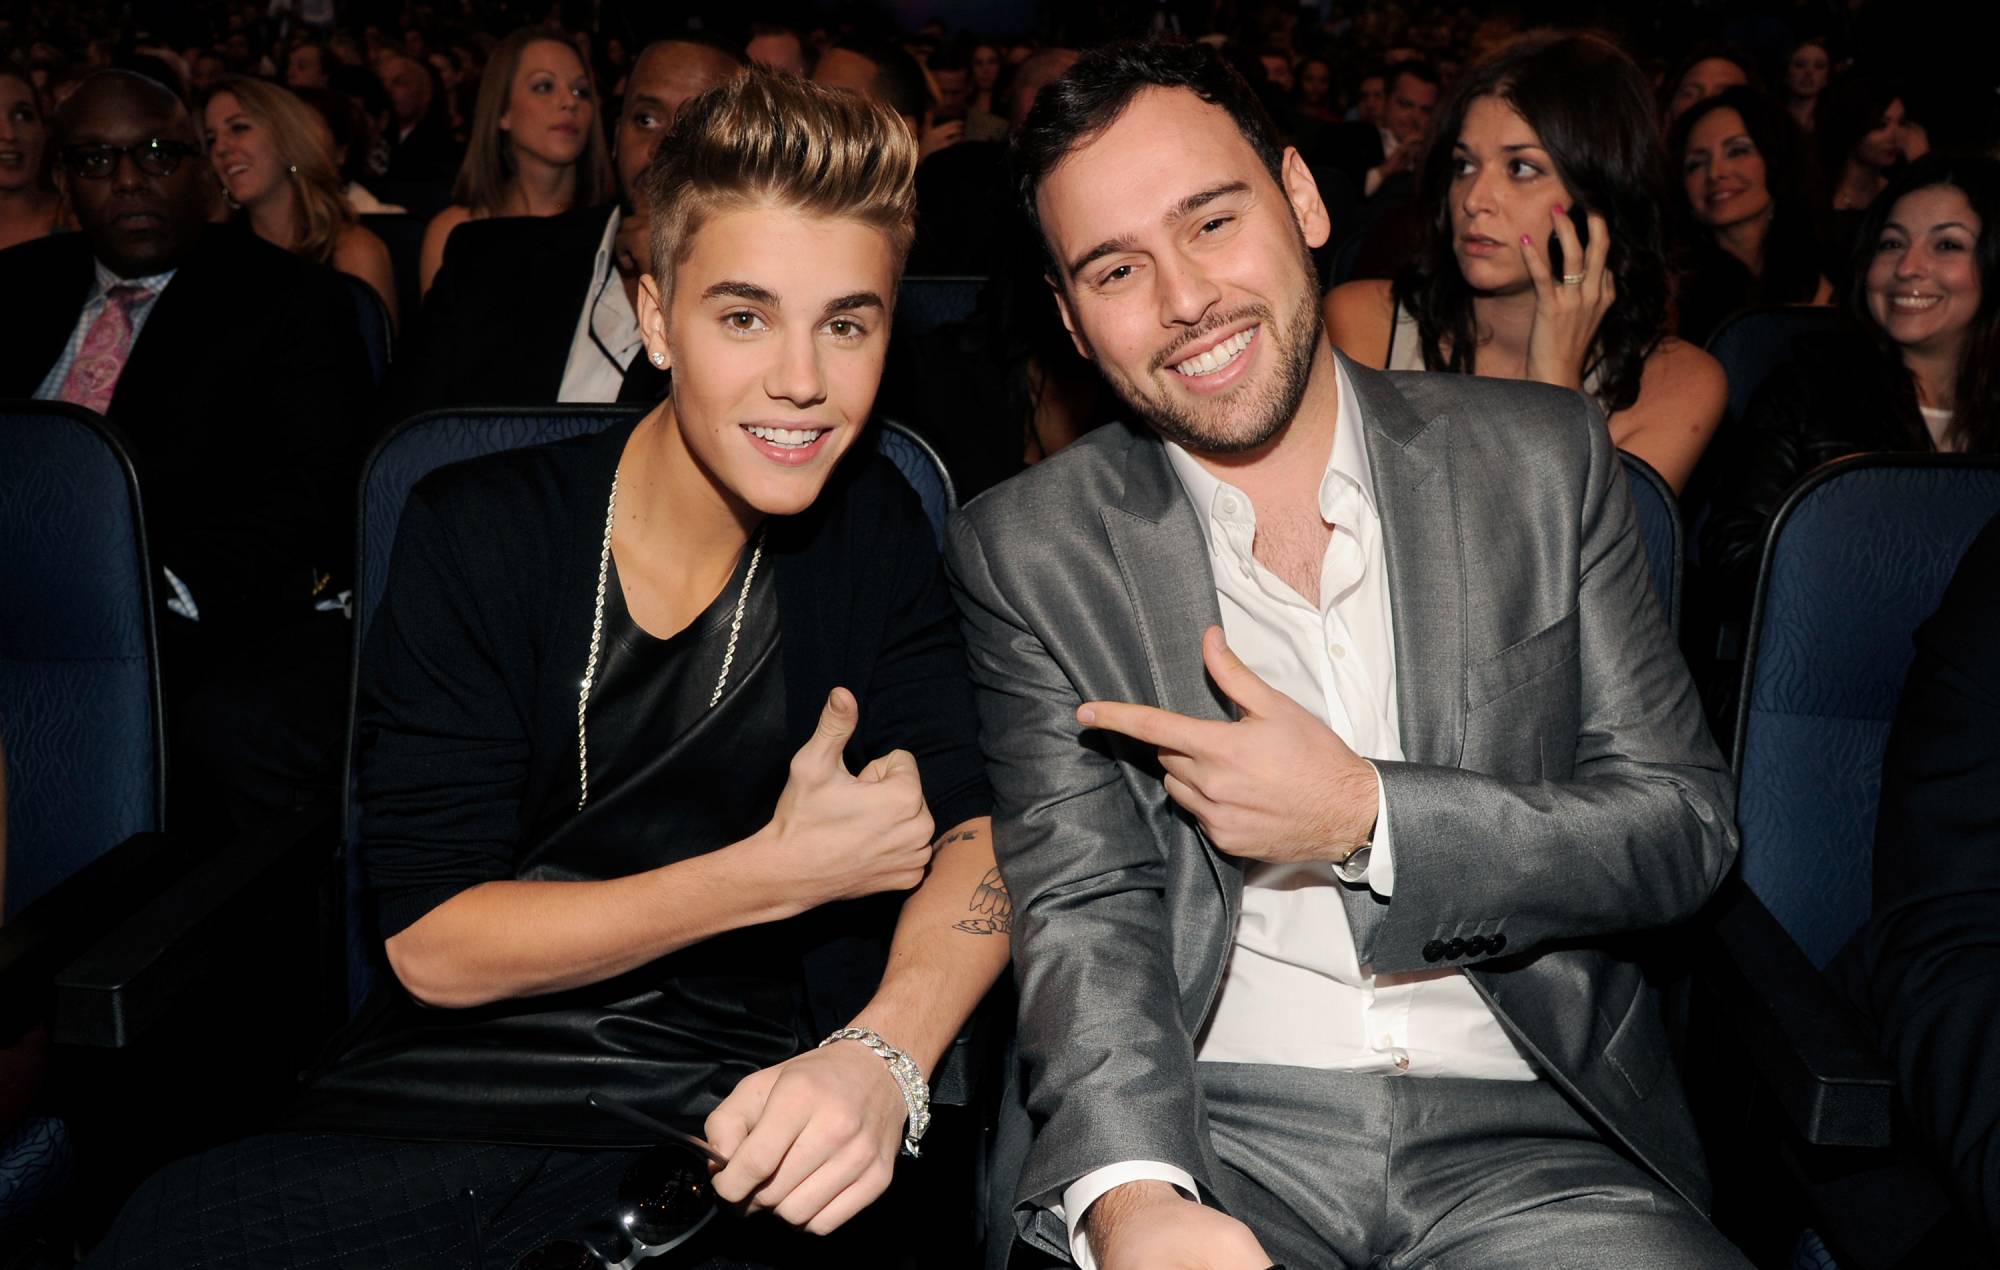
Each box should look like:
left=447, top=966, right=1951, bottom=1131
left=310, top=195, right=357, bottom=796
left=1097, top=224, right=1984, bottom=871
left=651, top=351, right=666, bottom=367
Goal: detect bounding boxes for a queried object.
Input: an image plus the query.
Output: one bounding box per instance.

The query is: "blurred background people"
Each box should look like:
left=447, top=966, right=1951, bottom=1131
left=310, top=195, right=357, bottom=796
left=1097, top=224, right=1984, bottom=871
left=417, top=27, right=613, bottom=295
left=1705, top=156, right=2000, bottom=608
left=1669, top=86, right=1832, bottom=348
left=1664, top=43, right=1757, bottom=125
left=1326, top=32, right=1725, bottom=493
left=390, top=38, right=738, bottom=416
left=0, top=67, right=64, bottom=251
left=203, top=76, right=397, bottom=327
left=1784, top=36, right=1831, bottom=135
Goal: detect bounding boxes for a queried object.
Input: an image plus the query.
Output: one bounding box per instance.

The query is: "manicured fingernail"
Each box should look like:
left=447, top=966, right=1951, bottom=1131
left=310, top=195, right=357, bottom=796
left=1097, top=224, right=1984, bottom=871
left=1553, top=202, right=1566, bottom=216
left=1077, top=706, right=1097, bottom=726
left=1520, top=234, right=1532, bottom=246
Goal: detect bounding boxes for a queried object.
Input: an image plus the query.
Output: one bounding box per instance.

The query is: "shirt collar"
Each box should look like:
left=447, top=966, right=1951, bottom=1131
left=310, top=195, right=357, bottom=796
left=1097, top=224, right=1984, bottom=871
left=591, top=205, right=622, bottom=271
left=91, top=257, right=176, bottom=300
left=1165, top=357, right=1378, bottom=536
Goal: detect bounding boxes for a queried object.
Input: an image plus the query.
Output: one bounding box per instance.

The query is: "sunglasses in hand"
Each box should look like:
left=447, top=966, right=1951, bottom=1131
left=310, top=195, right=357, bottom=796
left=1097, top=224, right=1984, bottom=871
left=514, top=1093, right=727, bottom=1270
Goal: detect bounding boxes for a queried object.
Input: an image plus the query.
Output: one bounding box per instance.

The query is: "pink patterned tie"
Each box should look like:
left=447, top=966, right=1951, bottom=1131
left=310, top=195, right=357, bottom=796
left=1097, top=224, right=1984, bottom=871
left=57, top=283, right=155, bottom=415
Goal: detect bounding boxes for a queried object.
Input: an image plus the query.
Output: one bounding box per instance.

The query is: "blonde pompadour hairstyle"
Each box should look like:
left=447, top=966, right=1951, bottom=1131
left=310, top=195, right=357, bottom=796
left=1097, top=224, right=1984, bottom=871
left=641, top=68, right=919, bottom=296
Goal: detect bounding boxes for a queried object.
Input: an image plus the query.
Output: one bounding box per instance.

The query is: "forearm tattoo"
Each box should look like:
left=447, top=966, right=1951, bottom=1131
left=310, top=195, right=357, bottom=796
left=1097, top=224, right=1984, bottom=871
left=953, top=866, right=1012, bottom=936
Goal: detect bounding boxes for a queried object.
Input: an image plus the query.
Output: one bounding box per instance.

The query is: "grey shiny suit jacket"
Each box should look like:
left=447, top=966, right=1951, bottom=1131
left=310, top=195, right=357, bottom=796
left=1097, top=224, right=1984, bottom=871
left=943, top=354, right=1737, bottom=1262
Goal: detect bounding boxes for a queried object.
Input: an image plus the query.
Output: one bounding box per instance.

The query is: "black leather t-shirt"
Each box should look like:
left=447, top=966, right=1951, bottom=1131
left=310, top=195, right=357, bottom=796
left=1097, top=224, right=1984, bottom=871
left=295, top=540, right=812, bottom=1146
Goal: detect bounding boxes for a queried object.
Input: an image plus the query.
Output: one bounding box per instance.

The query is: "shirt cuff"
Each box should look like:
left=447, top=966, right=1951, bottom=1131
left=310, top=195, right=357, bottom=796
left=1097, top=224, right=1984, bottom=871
left=1332, top=762, right=1394, bottom=895
left=1056, top=1160, right=1200, bottom=1270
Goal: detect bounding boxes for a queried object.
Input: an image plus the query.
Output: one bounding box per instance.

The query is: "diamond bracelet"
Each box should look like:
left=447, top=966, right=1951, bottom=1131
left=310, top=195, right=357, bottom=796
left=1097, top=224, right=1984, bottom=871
left=818, top=1027, right=932, bottom=1158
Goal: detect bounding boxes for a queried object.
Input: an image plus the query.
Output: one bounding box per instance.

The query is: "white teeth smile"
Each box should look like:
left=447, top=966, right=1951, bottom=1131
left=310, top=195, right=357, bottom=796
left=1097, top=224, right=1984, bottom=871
left=1170, top=326, right=1256, bottom=377
left=746, top=425, right=826, bottom=448
left=1891, top=294, right=1941, bottom=310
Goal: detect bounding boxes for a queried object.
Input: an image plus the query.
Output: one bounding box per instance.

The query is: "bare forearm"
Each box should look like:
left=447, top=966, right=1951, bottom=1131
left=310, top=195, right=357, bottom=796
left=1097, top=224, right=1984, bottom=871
left=847, top=816, right=1008, bottom=1073
left=384, top=833, right=798, bottom=1008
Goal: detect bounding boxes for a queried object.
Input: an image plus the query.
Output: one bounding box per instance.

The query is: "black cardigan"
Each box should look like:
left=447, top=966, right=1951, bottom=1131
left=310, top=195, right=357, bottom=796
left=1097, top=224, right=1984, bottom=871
left=356, top=416, right=992, bottom=1038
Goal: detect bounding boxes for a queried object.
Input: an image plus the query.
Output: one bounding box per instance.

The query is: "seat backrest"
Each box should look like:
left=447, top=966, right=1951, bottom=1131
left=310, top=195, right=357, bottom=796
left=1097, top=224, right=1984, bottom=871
left=341, top=273, right=393, bottom=387
left=894, top=276, right=986, bottom=343
left=1705, top=306, right=1855, bottom=423
left=1618, top=451, right=1682, bottom=632
left=1733, top=455, right=2000, bottom=967
left=0, top=403, right=164, bottom=919
left=342, top=408, right=957, bottom=1010
left=875, top=419, right=957, bottom=548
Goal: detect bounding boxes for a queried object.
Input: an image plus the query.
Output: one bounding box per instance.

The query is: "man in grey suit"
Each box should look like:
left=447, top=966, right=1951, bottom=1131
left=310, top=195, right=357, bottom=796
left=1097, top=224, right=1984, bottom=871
left=944, top=43, right=1748, bottom=1270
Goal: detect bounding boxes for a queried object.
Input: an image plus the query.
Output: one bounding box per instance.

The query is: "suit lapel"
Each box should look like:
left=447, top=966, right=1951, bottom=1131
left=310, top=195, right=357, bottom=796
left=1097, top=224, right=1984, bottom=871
left=1099, top=429, right=1230, bottom=726
left=1344, top=355, right=1467, bottom=768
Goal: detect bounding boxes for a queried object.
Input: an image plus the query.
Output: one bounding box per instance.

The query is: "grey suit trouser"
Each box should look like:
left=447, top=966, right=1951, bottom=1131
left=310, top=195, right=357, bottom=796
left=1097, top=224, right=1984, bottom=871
left=1196, top=1063, right=1750, bottom=1270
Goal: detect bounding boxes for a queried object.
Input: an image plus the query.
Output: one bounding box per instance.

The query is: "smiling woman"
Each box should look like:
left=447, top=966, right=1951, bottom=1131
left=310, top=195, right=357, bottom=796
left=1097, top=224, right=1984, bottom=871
left=0, top=68, right=66, bottom=251
left=1703, top=155, right=2000, bottom=618
left=1666, top=87, right=1830, bottom=346
left=199, top=76, right=398, bottom=327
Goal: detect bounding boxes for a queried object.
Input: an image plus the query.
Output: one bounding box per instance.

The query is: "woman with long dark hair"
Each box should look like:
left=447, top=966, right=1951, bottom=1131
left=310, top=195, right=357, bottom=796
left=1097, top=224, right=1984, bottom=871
left=1704, top=155, right=2000, bottom=604
left=1668, top=87, right=1831, bottom=347
left=1325, top=31, right=1725, bottom=492
left=417, top=27, right=614, bottom=295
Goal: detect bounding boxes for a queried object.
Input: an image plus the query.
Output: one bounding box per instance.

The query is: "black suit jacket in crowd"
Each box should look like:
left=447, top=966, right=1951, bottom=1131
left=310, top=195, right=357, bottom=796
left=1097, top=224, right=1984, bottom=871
left=385, top=113, right=464, bottom=187
left=384, top=203, right=667, bottom=425
left=0, top=226, right=372, bottom=669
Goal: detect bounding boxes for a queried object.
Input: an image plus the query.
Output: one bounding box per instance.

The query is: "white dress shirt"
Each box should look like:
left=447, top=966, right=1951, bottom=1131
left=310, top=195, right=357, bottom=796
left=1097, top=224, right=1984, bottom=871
left=1058, top=362, right=1536, bottom=1268
left=556, top=208, right=644, bottom=404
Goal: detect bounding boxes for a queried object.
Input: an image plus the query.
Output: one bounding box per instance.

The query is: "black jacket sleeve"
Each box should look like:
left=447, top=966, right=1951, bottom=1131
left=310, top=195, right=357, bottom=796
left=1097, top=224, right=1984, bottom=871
left=855, top=462, right=993, bottom=835
left=357, top=476, right=538, bottom=938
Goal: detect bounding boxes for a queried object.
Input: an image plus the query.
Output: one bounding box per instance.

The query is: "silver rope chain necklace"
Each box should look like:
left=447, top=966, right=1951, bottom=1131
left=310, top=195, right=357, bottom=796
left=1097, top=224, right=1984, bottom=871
left=576, top=469, right=765, bottom=808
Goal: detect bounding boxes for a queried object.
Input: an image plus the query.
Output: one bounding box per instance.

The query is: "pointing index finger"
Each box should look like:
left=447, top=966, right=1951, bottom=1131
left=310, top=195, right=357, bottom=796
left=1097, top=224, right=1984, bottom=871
left=1077, top=700, right=1221, bottom=754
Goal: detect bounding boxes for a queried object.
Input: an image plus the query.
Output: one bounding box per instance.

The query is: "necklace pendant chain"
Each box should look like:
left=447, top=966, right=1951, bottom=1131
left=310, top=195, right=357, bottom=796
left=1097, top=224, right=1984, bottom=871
left=577, top=469, right=765, bottom=808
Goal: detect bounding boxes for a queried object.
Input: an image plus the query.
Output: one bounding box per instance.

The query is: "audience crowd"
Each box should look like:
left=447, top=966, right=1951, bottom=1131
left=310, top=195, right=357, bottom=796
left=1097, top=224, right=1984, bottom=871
left=2, top=0, right=1998, bottom=1266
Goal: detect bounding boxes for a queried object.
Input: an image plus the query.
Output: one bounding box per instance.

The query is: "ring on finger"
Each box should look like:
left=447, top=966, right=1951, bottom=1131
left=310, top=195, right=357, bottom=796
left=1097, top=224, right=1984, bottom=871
left=1559, top=272, right=1587, bottom=286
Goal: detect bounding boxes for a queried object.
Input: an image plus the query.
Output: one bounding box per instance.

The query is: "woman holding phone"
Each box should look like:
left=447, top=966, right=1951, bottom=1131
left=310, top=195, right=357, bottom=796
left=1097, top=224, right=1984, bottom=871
left=1326, top=31, right=1725, bottom=492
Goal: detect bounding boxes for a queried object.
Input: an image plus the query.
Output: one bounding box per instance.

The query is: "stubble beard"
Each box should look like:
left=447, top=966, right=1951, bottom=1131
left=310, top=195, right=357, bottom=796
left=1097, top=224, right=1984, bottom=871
left=1108, top=241, right=1325, bottom=457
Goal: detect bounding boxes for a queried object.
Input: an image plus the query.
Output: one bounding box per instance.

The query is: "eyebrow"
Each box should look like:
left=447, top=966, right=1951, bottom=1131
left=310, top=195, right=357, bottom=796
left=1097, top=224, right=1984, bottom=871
left=1882, top=220, right=1977, bottom=235
left=703, top=280, right=780, bottom=306
left=699, top=282, right=887, bottom=316
left=822, top=291, right=884, bottom=318
left=1065, top=180, right=1252, bottom=279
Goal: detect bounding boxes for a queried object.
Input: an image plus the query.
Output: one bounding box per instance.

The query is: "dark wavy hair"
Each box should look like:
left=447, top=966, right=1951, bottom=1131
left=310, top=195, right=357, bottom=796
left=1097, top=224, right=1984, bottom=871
left=1392, top=31, right=1671, bottom=414
left=1848, top=155, right=2000, bottom=454
left=1013, top=40, right=1284, bottom=276
left=1666, top=87, right=1824, bottom=344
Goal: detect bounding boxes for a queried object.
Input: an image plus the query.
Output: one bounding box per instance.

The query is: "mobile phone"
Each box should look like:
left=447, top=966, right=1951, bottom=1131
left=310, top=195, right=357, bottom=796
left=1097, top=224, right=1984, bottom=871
left=1548, top=204, right=1591, bottom=278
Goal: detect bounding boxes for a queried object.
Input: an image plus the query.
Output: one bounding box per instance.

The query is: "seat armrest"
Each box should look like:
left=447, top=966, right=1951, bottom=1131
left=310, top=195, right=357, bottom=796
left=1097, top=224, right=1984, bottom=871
left=1694, top=878, right=1894, bottom=1148
left=0, top=832, right=199, bottom=1037
left=53, top=805, right=335, bottom=1048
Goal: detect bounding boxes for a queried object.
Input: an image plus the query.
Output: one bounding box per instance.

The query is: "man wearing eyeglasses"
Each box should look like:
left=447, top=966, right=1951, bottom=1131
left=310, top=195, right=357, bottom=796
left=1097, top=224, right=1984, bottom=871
left=0, top=69, right=372, bottom=832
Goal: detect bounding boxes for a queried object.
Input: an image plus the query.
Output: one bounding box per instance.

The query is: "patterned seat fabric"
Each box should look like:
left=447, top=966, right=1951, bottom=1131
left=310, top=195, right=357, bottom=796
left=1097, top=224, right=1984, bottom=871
left=1618, top=452, right=1681, bottom=632
left=1735, top=458, right=2000, bottom=967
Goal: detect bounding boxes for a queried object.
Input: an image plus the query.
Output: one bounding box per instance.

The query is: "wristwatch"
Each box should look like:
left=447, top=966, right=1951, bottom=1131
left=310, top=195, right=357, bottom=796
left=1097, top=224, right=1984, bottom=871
left=1332, top=837, right=1373, bottom=883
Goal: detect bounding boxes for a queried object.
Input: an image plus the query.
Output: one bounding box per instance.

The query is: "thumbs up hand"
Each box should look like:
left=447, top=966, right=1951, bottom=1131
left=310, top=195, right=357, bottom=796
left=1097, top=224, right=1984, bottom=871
left=758, top=688, right=936, bottom=908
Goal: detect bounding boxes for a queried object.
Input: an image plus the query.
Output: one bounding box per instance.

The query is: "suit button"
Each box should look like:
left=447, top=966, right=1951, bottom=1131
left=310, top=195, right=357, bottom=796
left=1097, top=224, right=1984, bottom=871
left=1488, top=933, right=1507, bottom=954
left=1465, top=935, right=1489, bottom=956
left=1422, top=940, right=1444, bottom=963
left=1445, top=938, right=1466, bottom=959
